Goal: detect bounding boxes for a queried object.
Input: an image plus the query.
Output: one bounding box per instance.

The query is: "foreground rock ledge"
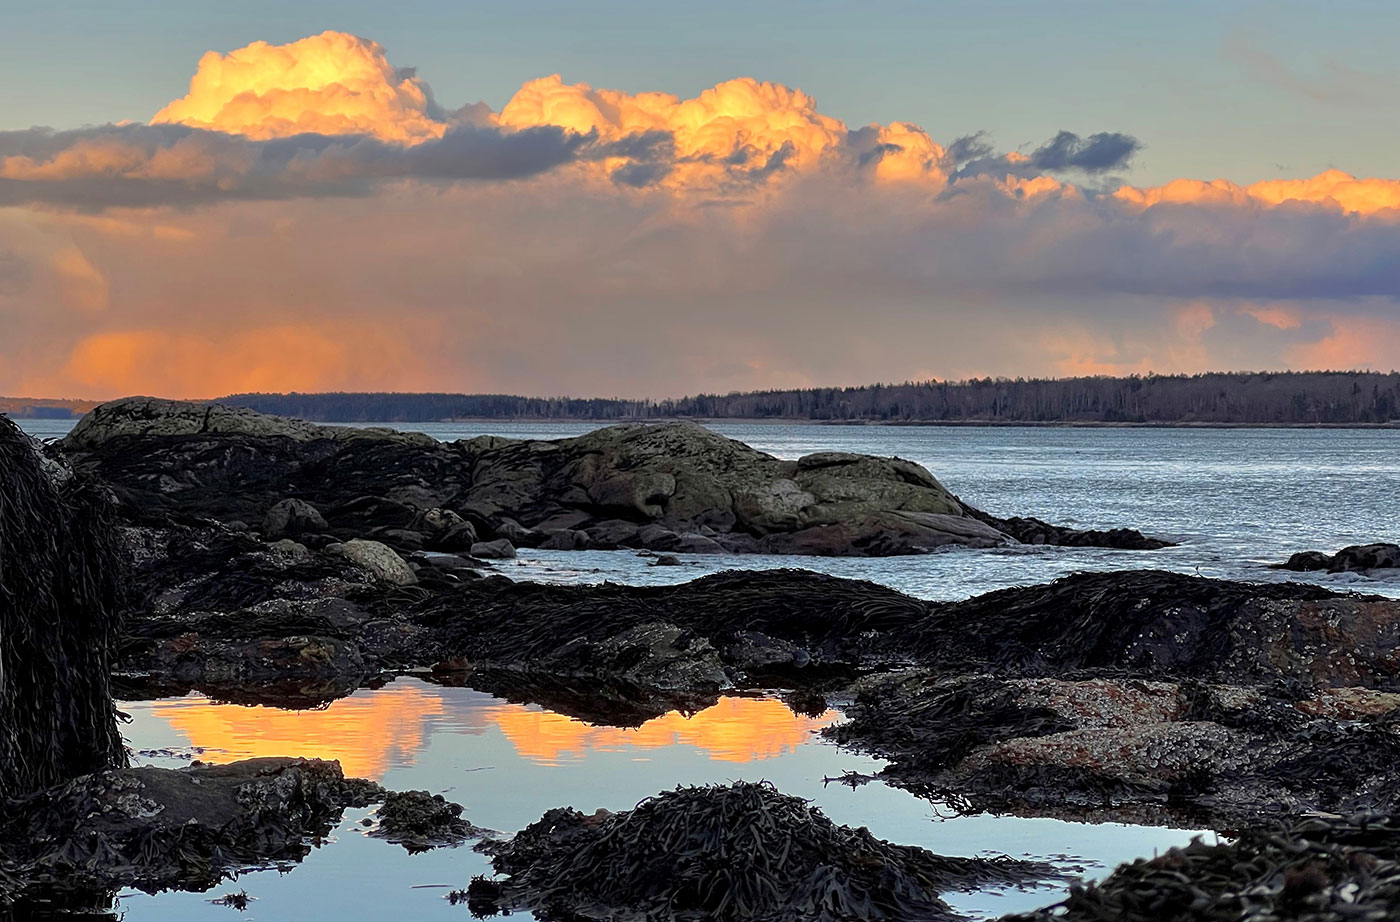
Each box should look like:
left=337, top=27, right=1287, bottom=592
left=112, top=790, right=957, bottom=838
left=0, top=758, right=378, bottom=907
left=60, top=396, right=1170, bottom=557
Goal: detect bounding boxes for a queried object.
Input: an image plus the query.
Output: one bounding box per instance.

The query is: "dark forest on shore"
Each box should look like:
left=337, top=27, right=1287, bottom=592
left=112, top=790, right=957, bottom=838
left=215, top=372, right=1400, bottom=426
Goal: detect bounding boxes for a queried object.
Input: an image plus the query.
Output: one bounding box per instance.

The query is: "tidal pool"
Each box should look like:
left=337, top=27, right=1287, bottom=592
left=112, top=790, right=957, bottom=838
left=118, top=678, right=1207, bottom=920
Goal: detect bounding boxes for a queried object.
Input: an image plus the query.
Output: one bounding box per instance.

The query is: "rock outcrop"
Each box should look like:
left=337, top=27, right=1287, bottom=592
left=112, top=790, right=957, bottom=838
left=59, top=397, right=1170, bottom=557
left=0, top=758, right=382, bottom=906
left=1275, top=542, right=1400, bottom=573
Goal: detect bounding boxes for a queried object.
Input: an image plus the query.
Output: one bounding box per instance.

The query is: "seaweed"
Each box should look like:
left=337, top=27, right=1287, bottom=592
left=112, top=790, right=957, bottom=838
left=469, top=781, right=1058, bottom=921
left=1008, top=812, right=1400, bottom=921
left=0, top=418, right=126, bottom=798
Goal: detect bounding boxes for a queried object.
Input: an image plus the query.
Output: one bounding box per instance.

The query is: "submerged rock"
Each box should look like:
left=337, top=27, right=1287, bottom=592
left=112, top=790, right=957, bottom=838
left=469, top=781, right=1056, bottom=922
left=60, top=397, right=1169, bottom=557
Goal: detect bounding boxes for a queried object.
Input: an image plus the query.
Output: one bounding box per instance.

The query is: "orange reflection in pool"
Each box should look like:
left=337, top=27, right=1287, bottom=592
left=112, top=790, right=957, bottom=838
left=490, top=697, right=840, bottom=766
left=155, top=683, right=445, bottom=780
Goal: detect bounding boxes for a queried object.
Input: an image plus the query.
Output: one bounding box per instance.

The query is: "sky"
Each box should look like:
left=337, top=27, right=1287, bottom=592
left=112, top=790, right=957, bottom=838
left=1, top=0, right=1399, bottom=399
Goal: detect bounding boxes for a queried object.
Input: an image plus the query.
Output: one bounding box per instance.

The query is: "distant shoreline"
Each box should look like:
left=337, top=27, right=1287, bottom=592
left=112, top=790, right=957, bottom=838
left=433, top=417, right=1400, bottom=430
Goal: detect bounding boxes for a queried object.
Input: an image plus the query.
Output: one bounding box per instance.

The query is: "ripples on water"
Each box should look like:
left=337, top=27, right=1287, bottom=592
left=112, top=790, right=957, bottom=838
left=19, top=418, right=1395, bottom=918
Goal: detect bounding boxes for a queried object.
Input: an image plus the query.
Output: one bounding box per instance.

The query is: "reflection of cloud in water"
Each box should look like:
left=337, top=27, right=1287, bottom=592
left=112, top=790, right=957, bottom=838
left=152, top=683, right=837, bottom=779
left=155, top=683, right=449, bottom=780
left=489, top=697, right=840, bottom=766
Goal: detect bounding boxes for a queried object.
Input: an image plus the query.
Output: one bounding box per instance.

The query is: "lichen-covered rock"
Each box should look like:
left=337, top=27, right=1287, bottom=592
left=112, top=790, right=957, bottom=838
left=63, top=396, right=432, bottom=449
left=830, top=670, right=1400, bottom=826
left=329, top=539, right=418, bottom=586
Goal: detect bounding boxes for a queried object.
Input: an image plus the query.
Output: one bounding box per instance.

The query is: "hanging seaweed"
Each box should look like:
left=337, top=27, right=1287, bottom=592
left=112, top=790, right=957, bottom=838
left=0, top=417, right=126, bottom=798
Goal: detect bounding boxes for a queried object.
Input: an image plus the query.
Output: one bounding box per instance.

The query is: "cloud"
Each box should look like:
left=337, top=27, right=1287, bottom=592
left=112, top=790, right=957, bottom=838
left=0, top=121, right=596, bottom=208
left=151, top=30, right=447, bottom=143
left=1115, top=168, right=1400, bottom=215
left=4, top=30, right=1400, bottom=399
left=1238, top=304, right=1303, bottom=330
left=1225, top=31, right=1389, bottom=106
left=1028, top=130, right=1139, bottom=173
left=0, top=250, right=28, bottom=295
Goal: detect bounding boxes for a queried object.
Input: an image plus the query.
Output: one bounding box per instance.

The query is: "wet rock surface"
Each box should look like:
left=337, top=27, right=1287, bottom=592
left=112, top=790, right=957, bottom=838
left=0, top=758, right=381, bottom=908
left=1275, top=542, right=1400, bottom=573
left=830, top=672, right=1400, bottom=827
left=1006, top=812, right=1400, bottom=922
left=60, top=397, right=1169, bottom=557
left=468, top=781, right=1057, bottom=922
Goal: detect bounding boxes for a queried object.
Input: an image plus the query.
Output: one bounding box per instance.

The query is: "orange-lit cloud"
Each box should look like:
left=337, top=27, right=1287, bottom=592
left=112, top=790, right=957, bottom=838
left=1287, top=315, right=1400, bottom=370
left=487, top=697, right=840, bottom=765
left=5, top=30, right=1400, bottom=400
left=152, top=31, right=446, bottom=144
left=52, top=323, right=425, bottom=399
left=1239, top=304, right=1303, bottom=330
left=1115, top=168, right=1400, bottom=216
left=496, top=74, right=946, bottom=189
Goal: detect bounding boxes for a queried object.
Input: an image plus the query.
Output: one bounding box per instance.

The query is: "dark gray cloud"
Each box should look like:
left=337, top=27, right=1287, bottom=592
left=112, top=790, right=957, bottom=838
left=0, top=121, right=669, bottom=209
left=1030, top=130, right=1140, bottom=173
left=952, top=129, right=1140, bottom=180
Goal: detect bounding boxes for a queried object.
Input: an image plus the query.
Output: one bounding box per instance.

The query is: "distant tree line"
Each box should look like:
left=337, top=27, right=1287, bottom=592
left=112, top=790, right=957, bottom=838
left=220, top=372, right=1400, bottom=425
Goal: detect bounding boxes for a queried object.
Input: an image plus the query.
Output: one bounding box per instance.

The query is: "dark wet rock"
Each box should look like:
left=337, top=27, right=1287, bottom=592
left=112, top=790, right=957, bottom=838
left=830, top=671, right=1400, bottom=827
left=1007, top=812, right=1400, bottom=922
left=916, top=570, right=1400, bottom=689
left=369, top=790, right=479, bottom=852
left=1, top=417, right=126, bottom=798
left=1274, top=542, right=1400, bottom=573
left=652, top=554, right=682, bottom=566
left=0, top=758, right=382, bottom=907
left=61, top=398, right=1169, bottom=556
left=260, top=497, right=327, bottom=538
left=469, top=781, right=1056, bottom=922
left=470, top=538, right=516, bottom=559
left=961, top=504, right=1175, bottom=550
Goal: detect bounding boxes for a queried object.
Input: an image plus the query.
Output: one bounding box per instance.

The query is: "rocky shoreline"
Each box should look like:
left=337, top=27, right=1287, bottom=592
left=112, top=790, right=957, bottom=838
left=6, top=399, right=1400, bottom=919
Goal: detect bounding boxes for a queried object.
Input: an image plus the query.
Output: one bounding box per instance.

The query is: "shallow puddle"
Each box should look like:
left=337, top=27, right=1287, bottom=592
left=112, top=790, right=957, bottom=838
left=117, top=677, right=1208, bottom=920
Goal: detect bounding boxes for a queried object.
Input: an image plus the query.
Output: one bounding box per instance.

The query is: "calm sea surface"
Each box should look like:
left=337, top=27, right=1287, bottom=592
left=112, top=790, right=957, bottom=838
left=17, top=418, right=1397, bottom=919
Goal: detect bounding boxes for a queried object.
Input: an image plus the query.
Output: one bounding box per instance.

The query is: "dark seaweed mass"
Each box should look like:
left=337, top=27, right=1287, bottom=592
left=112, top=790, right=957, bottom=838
left=0, top=417, right=126, bottom=798
left=469, top=781, right=1055, bottom=922
left=1008, top=812, right=1400, bottom=921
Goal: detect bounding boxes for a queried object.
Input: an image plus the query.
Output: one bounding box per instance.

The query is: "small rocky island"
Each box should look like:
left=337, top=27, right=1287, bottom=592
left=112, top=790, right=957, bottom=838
left=61, top=397, right=1170, bottom=558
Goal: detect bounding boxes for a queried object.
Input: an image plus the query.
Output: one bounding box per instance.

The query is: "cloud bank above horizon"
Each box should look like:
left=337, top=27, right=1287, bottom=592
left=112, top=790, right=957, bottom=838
left=2, top=30, right=1398, bottom=400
